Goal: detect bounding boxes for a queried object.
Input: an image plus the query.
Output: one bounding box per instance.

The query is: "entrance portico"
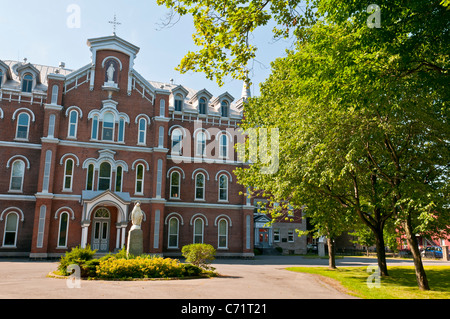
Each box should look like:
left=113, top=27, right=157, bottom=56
left=80, top=190, right=130, bottom=251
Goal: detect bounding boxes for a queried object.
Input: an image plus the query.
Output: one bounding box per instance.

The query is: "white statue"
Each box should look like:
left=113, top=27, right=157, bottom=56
left=130, top=202, right=144, bottom=230
left=106, top=63, right=115, bottom=82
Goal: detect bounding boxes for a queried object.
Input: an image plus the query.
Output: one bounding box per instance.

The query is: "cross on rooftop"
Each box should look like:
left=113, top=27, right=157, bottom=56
left=109, top=14, right=121, bottom=35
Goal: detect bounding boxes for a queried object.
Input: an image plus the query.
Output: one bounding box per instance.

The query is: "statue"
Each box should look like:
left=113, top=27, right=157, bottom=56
left=127, top=201, right=144, bottom=257
left=130, top=201, right=144, bottom=230
left=106, top=63, right=115, bottom=82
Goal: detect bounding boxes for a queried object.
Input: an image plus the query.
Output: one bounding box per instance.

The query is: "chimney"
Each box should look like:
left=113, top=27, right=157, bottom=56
left=59, top=62, right=66, bottom=68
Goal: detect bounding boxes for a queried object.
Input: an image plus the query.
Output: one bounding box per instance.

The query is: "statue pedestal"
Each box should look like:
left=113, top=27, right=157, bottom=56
left=127, top=228, right=143, bottom=257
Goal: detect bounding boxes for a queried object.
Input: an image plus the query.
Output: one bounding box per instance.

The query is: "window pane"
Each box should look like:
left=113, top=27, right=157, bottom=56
left=5, top=214, right=18, bottom=232
left=118, top=119, right=125, bottom=142
left=58, top=213, right=68, bottom=247
left=92, top=117, right=98, bottom=139
left=98, top=162, right=111, bottom=190
left=170, top=172, right=180, bottom=198
left=115, top=166, right=122, bottom=192
left=86, top=164, right=94, bottom=190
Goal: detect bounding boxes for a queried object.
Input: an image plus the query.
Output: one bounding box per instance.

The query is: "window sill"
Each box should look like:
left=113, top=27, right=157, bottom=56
left=14, top=138, right=29, bottom=142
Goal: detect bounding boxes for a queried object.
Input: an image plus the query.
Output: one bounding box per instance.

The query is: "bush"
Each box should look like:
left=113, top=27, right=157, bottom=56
left=96, top=256, right=201, bottom=279
left=181, top=244, right=216, bottom=270
left=58, top=245, right=97, bottom=276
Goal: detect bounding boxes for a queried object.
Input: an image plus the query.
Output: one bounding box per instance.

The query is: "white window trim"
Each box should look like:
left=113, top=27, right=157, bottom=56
left=167, top=217, right=179, bottom=249
left=56, top=212, right=70, bottom=248
left=194, top=173, right=205, bottom=201
left=15, top=112, right=30, bottom=141
left=169, top=171, right=181, bottom=200
left=67, top=110, right=79, bottom=139
left=217, top=218, right=228, bottom=249
left=135, top=164, right=145, bottom=195
left=2, top=212, right=19, bottom=248
left=137, top=118, right=147, bottom=145
left=63, top=158, right=74, bottom=192
left=193, top=217, right=204, bottom=244
left=218, top=174, right=228, bottom=202
left=9, top=160, right=25, bottom=193
left=102, top=113, right=115, bottom=142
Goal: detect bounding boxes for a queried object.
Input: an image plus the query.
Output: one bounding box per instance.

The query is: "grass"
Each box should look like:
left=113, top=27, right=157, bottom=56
left=287, top=266, right=450, bottom=299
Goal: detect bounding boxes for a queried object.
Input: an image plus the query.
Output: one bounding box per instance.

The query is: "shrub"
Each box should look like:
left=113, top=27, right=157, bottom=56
left=58, top=245, right=97, bottom=276
left=95, top=256, right=198, bottom=279
left=181, top=244, right=216, bottom=270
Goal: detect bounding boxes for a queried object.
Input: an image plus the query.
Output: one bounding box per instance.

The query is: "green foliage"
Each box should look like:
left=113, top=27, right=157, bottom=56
left=58, top=246, right=202, bottom=279
left=96, top=256, right=197, bottom=279
left=58, top=245, right=97, bottom=276
left=181, top=243, right=216, bottom=270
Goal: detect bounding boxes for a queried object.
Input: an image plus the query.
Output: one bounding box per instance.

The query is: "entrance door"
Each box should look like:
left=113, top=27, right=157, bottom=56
left=91, top=208, right=110, bottom=252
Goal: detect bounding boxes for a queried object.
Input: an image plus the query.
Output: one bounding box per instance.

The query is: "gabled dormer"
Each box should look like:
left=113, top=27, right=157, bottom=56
left=0, top=60, right=12, bottom=89
left=171, top=85, right=189, bottom=112
left=211, top=92, right=234, bottom=118
left=16, top=63, right=41, bottom=93
left=189, top=88, right=213, bottom=115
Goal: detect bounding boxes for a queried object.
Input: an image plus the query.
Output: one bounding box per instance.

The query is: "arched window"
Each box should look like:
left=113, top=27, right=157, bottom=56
left=170, top=171, right=181, bottom=199
left=171, top=129, right=183, bottom=155
left=22, top=74, right=33, bottom=93
left=138, top=118, right=147, bottom=145
left=2, top=212, right=19, bottom=247
left=68, top=110, right=78, bottom=138
left=221, top=100, right=229, bottom=117
left=160, top=99, right=166, bottom=117
left=219, top=133, right=228, bottom=158
left=16, top=113, right=30, bottom=140
left=102, top=113, right=114, bottom=141
left=48, top=114, right=56, bottom=138
left=63, top=159, right=74, bottom=191
left=57, top=212, right=69, bottom=248
left=115, top=165, right=123, bottom=192
left=193, top=218, right=204, bottom=244
left=195, top=173, right=205, bottom=200
left=51, top=85, right=59, bottom=104
left=199, top=97, right=207, bottom=115
left=196, top=131, right=206, bottom=156
left=218, top=174, right=228, bottom=201
left=98, top=162, right=111, bottom=191
left=168, top=217, right=179, bottom=248
left=135, top=164, right=144, bottom=195
left=91, top=115, right=99, bottom=140
left=218, top=219, right=228, bottom=248
left=158, top=126, right=165, bottom=148
left=9, top=160, right=25, bottom=192
left=174, top=94, right=183, bottom=112
left=118, top=117, right=125, bottom=143
left=86, top=163, right=94, bottom=191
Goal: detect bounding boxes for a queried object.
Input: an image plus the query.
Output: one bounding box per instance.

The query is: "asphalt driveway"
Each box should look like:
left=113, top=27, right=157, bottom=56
left=0, top=255, right=447, bottom=299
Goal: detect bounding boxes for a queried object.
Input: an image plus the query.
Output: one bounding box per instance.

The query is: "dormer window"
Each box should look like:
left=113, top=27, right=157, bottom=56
left=221, top=100, right=229, bottom=117
left=0, top=70, right=3, bottom=89
left=199, top=97, right=207, bottom=115
left=175, top=94, right=183, bottom=112
left=22, top=74, right=33, bottom=93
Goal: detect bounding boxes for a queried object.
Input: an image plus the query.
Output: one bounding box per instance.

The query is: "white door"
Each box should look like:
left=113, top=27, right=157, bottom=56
left=91, top=208, right=110, bottom=252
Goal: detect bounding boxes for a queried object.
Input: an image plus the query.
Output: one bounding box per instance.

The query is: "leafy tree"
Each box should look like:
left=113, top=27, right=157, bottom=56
left=156, top=0, right=450, bottom=291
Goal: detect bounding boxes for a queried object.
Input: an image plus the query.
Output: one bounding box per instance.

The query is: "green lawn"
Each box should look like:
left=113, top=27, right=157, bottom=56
left=287, top=266, right=450, bottom=299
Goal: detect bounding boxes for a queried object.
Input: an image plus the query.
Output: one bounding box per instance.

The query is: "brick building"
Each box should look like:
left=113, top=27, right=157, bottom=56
left=0, top=34, right=258, bottom=258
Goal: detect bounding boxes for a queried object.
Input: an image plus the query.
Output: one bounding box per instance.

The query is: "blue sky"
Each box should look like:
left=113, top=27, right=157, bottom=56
left=0, top=0, right=290, bottom=100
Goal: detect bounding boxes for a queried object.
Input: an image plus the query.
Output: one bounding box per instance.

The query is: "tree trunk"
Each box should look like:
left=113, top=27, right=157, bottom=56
left=327, top=237, right=336, bottom=269
left=403, top=216, right=430, bottom=290
left=373, top=228, right=389, bottom=277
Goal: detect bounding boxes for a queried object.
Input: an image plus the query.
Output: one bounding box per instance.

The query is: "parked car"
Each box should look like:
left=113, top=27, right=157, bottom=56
left=421, top=246, right=443, bottom=258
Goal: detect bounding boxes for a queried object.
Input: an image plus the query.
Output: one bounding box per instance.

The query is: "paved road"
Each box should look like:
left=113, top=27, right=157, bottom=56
left=0, top=256, right=448, bottom=299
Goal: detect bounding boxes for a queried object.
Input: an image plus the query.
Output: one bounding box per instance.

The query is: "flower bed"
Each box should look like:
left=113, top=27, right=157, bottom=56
left=56, top=246, right=203, bottom=280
